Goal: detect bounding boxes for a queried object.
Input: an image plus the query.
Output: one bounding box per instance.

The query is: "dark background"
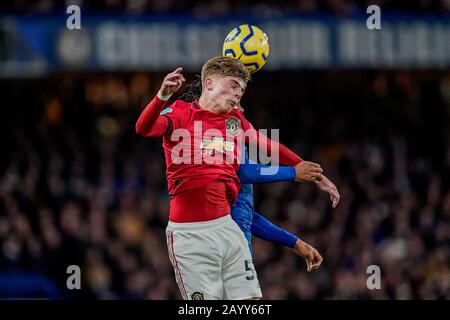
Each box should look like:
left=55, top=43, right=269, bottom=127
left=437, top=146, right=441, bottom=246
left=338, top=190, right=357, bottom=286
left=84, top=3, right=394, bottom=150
left=0, top=0, right=449, bottom=300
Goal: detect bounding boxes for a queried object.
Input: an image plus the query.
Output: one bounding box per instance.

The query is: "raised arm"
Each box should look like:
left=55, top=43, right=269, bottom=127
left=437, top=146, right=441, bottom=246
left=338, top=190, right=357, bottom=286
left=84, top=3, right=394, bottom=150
left=245, top=128, right=324, bottom=183
left=244, top=125, right=340, bottom=207
left=135, top=96, right=170, bottom=137
left=237, top=162, right=296, bottom=184
left=248, top=129, right=303, bottom=166
left=135, top=67, right=185, bottom=137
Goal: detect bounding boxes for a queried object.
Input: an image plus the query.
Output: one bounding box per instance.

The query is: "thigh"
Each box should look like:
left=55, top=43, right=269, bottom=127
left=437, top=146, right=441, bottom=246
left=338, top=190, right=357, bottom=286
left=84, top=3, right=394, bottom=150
left=166, top=228, right=223, bottom=300
left=220, top=222, right=263, bottom=300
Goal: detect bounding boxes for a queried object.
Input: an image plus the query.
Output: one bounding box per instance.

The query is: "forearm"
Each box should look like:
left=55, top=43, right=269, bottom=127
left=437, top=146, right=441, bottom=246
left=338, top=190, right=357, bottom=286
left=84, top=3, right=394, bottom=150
left=251, top=212, right=298, bottom=248
left=238, top=163, right=296, bottom=184
left=278, top=142, right=303, bottom=166
left=135, top=96, right=169, bottom=137
left=249, top=130, right=303, bottom=166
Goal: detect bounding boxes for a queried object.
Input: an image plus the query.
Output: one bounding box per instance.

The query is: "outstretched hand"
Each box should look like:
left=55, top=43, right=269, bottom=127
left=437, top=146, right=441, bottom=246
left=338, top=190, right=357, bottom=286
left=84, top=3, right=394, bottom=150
left=314, top=174, right=340, bottom=208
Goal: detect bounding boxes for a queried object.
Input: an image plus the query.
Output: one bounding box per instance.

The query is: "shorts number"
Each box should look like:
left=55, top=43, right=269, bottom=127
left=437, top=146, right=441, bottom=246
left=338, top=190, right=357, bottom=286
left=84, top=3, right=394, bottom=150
left=245, top=260, right=255, bottom=281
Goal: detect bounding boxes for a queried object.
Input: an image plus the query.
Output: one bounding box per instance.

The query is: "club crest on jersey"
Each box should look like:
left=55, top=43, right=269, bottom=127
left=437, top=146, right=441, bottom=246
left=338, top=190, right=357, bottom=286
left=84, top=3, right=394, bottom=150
left=226, top=117, right=241, bottom=136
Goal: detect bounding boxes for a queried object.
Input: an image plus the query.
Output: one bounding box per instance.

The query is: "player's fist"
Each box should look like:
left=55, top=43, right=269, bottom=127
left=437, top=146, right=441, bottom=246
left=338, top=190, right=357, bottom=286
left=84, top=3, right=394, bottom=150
left=294, top=161, right=323, bottom=183
left=158, top=67, right=186, bottom=98
left=293, top=239, right=323, bottom=272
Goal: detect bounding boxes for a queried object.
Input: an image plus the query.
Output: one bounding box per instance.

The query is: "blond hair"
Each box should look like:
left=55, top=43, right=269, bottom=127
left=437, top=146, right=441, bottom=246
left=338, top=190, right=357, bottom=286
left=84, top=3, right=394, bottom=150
left=201, top=56, right=251, bottom=84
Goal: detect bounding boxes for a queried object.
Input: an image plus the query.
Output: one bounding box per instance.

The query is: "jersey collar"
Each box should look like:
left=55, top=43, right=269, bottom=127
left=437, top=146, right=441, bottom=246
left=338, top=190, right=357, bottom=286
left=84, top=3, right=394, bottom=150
left=193, top=99, right=201, bottom=109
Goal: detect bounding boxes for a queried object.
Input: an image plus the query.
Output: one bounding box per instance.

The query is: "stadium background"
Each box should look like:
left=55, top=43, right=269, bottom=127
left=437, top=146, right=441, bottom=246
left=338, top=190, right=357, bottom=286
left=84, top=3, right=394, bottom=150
left=0, top=0, right=449, bottom=299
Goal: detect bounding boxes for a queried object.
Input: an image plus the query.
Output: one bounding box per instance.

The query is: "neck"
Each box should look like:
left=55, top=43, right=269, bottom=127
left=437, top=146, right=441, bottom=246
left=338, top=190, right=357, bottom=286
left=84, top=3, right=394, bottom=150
left=198, top=94, right=221, bottom=114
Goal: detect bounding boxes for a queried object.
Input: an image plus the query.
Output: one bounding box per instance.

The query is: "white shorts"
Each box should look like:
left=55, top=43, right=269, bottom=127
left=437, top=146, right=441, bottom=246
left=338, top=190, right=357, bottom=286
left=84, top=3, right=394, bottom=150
left=166, top=214, right=262, bottom=300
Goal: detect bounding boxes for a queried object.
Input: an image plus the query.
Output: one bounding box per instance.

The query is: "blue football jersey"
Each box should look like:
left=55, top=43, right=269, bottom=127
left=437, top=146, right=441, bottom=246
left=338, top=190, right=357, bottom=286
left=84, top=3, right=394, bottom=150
left=231, top=146, right=255, bottom=253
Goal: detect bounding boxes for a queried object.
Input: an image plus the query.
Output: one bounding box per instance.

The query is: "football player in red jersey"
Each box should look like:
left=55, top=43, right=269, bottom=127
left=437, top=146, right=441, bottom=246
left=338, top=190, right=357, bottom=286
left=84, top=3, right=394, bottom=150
left=136, top=57, right=324, bottom=300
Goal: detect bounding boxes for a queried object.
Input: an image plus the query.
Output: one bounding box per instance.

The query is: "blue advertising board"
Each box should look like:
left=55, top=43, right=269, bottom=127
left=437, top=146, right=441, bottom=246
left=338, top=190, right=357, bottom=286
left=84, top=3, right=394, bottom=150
left=0, top=13, right=449, bottom=75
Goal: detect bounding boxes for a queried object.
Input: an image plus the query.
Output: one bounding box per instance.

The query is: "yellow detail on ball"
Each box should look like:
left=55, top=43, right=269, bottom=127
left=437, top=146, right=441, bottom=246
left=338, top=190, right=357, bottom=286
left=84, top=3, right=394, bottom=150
left=222, top=24, right=270, bottom=74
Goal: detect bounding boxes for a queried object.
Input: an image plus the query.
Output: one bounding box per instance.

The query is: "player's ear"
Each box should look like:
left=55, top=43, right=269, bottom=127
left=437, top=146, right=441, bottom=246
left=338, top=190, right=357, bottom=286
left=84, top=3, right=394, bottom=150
left=204, top=77, right=214, bottom=91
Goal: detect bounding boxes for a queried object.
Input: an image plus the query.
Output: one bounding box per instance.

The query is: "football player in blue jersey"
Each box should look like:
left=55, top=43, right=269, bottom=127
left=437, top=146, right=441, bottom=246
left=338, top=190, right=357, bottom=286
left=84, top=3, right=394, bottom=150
left=235, top=146, right=321, bottom=272
left=233, top=102, right=340, bottom=272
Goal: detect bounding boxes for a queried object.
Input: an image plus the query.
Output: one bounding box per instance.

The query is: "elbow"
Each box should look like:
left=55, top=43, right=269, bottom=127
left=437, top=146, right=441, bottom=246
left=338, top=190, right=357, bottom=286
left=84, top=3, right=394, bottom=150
left=135, top=122, right=159, bottom=138
left=135, top=121, right=146, bottom=137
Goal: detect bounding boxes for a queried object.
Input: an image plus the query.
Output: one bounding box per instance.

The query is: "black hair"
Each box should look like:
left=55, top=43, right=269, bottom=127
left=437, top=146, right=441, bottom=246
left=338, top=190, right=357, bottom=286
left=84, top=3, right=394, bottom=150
left=178, top=75, right=202, bottom=103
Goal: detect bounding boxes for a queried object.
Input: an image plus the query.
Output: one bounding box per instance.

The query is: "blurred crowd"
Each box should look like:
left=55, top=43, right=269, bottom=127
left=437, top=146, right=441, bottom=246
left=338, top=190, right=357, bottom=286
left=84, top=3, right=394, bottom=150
left=0, top=69, right=449, bottom=299
left=2, top=0, right=450, bottom=15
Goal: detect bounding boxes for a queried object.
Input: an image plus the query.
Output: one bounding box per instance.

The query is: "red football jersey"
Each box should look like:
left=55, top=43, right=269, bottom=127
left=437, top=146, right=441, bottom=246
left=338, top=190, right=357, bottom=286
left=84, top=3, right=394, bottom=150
left=136, top=96, right=302, bottom=223
left=161, top=100, right=251, bottom=217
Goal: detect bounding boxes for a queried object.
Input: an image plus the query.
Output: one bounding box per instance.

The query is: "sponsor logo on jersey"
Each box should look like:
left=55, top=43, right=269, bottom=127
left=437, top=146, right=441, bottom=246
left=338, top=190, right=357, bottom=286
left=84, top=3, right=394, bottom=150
left=200, top=137, right=234, bottom=152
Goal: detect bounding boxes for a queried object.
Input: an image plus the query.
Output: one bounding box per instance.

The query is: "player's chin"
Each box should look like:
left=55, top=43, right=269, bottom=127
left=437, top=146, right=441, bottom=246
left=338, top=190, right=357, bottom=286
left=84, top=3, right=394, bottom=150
left=228, top=100, right=238, bottom=110
left=221, top=103, right=233, bottom=113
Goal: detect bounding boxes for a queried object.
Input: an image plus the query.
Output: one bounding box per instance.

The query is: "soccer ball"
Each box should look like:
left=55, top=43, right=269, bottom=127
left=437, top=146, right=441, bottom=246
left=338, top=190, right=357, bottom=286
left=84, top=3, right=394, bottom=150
left=222, top=24, right=270, bottom=74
